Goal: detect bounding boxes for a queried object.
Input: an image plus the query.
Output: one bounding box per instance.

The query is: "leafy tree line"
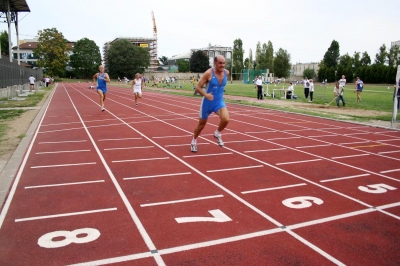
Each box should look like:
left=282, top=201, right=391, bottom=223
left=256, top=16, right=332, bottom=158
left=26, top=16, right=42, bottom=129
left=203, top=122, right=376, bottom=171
left=318, top=40, right=399, bottom=83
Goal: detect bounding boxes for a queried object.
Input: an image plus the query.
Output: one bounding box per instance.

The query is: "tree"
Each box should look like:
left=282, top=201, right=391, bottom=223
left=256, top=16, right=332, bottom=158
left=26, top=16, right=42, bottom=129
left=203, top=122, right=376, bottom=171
left=190, top=50, right=209, bottom=73
left=374, top=44, right=388, bottom=65
left=360, top=51, right=371, bottom=66
left=274, top=48, right=291, bottom=78
left=303, top=68, right=316, bottom=79
left=232, top=39, right=244, bottom=80
left=255, top=41, right=264, bottom=69
left=69, top=38, right=101, bottom=79
left=158, top=56, right=168, bottom=65
left=387, top=45, right=400, bottom=67
left=265, top=41, right=274, bottom=72
left=337, top=53, right=353, bottom=80
left=244, top=58, right=249, bottom=69
left=322, top=40, right=340, bottom=68
left=0, top=30, right=9, bottom=56
left=177, top=59, right=190, bottom=72
left=352, top=51, right=361, bottom=70
left=248, top=48, right=253, bottom=69
left=107, top=39, right=150, bottom=79
left=34, top=28, right=69, bottom=77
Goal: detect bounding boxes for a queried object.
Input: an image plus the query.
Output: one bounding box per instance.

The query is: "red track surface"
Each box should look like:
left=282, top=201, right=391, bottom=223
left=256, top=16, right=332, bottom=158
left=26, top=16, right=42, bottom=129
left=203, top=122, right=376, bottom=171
left=0, top=83, right=400, bottom=265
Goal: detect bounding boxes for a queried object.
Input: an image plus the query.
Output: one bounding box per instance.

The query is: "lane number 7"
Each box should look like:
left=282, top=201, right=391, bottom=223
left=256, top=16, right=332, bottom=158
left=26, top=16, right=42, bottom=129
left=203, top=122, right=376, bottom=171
left=175, top=209, right=232, bottom=223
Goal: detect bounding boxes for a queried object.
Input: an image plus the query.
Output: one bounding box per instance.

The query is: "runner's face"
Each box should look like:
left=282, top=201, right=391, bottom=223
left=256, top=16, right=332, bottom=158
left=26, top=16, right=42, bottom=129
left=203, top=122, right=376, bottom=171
left=99, top=66, right=104, bottom=72
left=215, top=58, right=225, bottom=72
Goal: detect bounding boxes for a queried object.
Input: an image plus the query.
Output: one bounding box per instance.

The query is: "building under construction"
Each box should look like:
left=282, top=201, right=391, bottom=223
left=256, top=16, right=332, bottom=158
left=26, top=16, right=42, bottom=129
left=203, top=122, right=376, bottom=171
left=103, top=11, right=158, bottom=72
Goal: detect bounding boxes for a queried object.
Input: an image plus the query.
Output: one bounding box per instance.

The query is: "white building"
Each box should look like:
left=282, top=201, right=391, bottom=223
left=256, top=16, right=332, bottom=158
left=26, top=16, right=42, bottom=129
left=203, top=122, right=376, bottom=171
left=291, top=62, right=320, bottom=77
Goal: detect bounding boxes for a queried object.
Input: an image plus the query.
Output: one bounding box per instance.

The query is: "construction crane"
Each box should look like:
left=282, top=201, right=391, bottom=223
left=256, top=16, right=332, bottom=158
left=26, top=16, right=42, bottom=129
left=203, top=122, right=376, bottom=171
left=151, top=10, right=158, bottom=71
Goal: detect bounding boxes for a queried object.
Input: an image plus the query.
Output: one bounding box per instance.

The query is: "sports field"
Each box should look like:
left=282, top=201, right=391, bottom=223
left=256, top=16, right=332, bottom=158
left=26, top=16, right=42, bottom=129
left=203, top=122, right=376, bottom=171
left=0, top=82, right=399, bottom=265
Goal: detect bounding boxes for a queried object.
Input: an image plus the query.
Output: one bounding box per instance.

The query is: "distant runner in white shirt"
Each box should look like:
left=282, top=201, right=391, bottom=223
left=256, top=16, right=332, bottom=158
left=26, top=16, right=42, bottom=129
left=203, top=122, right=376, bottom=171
left=339, top=75, right=346, bottom=89
left=28, top=75, right=35, bottom=91
left=255, top=76, right=263, bottom=100
left=130, top=73, right=143, bottom=106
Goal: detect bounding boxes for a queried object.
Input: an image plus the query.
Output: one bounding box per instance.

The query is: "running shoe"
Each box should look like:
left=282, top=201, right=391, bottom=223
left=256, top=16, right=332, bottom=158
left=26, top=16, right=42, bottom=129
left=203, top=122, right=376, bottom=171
left=135, top=103, right=138, bottom=106
left=213, top=133, right=224, bottom=147
left=101, top=105, right=105, bottom=112
left=191, top=143, right=197, bottom=152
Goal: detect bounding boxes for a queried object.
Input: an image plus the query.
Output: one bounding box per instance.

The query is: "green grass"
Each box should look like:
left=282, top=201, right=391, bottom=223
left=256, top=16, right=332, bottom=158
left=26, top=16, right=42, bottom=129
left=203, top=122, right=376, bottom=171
left=0, top=85, right=53, bottom=108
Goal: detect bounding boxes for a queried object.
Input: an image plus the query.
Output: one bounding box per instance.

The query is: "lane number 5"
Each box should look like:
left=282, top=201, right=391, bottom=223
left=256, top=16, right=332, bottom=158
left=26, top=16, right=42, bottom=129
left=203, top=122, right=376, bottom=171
left=358, top=183, right=397, bottom=194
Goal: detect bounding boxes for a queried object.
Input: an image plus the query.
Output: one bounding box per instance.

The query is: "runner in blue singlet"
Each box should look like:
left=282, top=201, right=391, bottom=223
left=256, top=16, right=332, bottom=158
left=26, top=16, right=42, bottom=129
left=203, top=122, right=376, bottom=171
left=190, top=55, right=230, bottom=153
left=92, top=65, right=110, bottom=111
left=354, top=77, right=364, bottom=103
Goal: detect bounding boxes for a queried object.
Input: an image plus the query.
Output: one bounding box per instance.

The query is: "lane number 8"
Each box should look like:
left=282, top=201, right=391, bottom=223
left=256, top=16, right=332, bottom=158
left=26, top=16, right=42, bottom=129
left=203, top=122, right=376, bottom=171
left=38, top=228, right=100, bottom=248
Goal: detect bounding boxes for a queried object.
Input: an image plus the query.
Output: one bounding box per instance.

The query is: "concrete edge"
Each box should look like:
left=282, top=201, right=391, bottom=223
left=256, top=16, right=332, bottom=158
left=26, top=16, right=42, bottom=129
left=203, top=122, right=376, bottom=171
left=0, top=85, right=56, bottom=209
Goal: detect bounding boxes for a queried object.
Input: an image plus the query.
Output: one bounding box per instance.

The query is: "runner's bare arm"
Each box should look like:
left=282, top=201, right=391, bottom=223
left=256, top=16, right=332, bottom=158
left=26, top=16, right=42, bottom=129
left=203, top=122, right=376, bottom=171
left=195, top=69, right=212, bottom=98
left=92, top=73, right=98, bottom=83
left=104, top=73, right=111, bottom=83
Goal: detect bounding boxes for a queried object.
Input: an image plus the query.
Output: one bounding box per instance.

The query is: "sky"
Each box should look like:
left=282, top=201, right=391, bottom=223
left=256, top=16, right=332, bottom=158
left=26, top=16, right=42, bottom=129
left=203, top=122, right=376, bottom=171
left=2, top=0, right=400, bottom=65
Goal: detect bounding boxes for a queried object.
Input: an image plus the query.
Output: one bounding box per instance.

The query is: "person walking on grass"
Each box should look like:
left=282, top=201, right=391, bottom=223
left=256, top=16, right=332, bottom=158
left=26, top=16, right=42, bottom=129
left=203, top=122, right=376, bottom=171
left=190, top=55, right=230, bottom=153
left=355, top=77, right=364, bottom=103
left=92, top=65, right=110, bottom=111
left=130, top=73, right=143, bottom=106
left=256, top=76, right=263, bottom=100
left=28, top=75, right=35, bottom=91
left=309, top=79, right=314, bottom=102
left=303, top=77, right=310, bottom=100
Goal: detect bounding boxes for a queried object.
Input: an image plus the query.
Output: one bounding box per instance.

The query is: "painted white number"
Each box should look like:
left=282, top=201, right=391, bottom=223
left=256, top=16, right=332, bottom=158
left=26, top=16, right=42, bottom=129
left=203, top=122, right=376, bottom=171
left=282, top=196, right=324, bottom=209
left=358, top=183, right=397, bottom=194
left=175, top=209, right=232, bottom=223
left=38, top=228, right=100, bottom=248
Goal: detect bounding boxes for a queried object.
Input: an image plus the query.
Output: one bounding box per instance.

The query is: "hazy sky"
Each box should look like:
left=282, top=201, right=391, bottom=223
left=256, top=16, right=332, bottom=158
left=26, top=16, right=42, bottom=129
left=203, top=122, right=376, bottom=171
left=2, top=0, right=400, bottom=64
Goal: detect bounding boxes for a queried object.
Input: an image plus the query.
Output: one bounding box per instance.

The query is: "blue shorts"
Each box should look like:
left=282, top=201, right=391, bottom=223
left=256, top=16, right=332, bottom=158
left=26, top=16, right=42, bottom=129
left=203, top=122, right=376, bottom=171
left=97, top=87, right=107, bottom=94
left=199, top=97, right=226, bottom=119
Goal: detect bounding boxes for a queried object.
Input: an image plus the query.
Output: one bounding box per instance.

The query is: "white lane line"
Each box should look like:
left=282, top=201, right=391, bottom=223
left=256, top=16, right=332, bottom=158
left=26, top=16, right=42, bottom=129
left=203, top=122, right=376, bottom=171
left=140, top=195, right=223, bottom=207
left=98, top=137, right=142, bottom=141
left=309, top=134, right=338, bottom=138
left=15, top=208, right=117, bottom=222
left=207, top=165, right=264, bottom=173
left=183, top=152, right=233, bottom=158
left=245, top=131, right=276, bottom=134
left=39, top=140, right=87, bottom=144
left=344, top=132, right=370, bottom=135
left=268, top=136, right=301, bottom=140
left=374, top=131, right=398, bottom=134
left=25, top=180, right=105, bottom=189
left=38, top=127, right=83, bottom=133
left=31, top=162, right=96, bottom=169
left=87, top=122, right=125, bottom=129
left=331, top=154, right=370, bottom=159
left=339, top=141, right=370, bottom=145
left=242, top=183, right=307, bottom=194
left=112, top=157, right=169, bottom=163
left=320, top=174, right=370, bottom=183
left=41, top=121, right=81, bottom=127
left=202, top=132, right=238, bottom=136
left=377, top=139, right=400, bottom=142
left=296, top=144, right=332, bottom=149
left=124, top=172, right=192, bottom=180
left=104, top=146, right=154, bottom=151
left=48, top=115, right=58, bottom=117
left=380, top=169, right=400, bottom=173
left=223, top=140, right=259, bottom=144
left=165, top=143, right=210, bottom=147
left=35, top=149, right=90, bottom=154
left=84, top=118, right=118, bottom=123
left=244, top=148, right=286, bottom=153
left=153, top=135, right=191, bottom=139
left=378, top=150, right=400, bottom=154
left=276, top=159, right=322, bottom=165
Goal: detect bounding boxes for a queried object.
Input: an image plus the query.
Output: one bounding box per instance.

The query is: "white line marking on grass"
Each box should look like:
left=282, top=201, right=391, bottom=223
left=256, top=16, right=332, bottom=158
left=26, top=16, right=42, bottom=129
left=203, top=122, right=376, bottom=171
left=242, top=183, right=307, bottom=194
left=380, top=169, right=400, bottom=173
left=331, top=154, right=370, bottom=159
left=39, top=140, right=87, bottom=144
left=244, top=148, right=286, bottom=153
left=104, top=146, right=154, bottom=151
left=35, top=149, right=90, bottom=154
left=320, top=174, right=370, bottom=183
left=276, top=159, right=322, bottom=165
left=165, top=143, right=209, bottom=147
left=124, top=172, right=191, bottom=180
left=296, top=144, right=331, bottom=149
left=268, top=136, right=301, bottom=140
left=378, top=150, right=400, bottom=154
left=15, top=208, right=117, bottom=222
left=140, top=195, right=223, bottom=207
left=31, top=162, right=96, bottom=168
left=207, top=165, right=263, bottom=173
left=25, top=180, right=105, bottom=189
left=153, top=135, right=191, bottom=139
left=112, top=157, right=169, bottom=163
left=98, top=137, right=142, bottom=141
left=183, top=152, right=233, bottom=158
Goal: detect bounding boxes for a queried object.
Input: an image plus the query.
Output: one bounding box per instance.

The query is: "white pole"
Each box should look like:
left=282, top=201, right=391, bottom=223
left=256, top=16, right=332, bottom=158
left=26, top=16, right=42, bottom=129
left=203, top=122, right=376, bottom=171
left=7, top=0, right=13, bottom=62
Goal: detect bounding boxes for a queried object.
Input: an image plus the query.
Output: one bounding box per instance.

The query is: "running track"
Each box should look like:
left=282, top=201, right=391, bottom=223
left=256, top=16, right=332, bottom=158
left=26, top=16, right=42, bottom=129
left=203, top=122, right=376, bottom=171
left=0, top=82, right=400, bottom=265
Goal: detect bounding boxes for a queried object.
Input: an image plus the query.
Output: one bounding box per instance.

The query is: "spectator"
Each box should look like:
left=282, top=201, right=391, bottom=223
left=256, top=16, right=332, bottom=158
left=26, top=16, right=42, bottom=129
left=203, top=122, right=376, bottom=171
left=355, top=77, right=364, bottom=103
left=45, top=76, right=50, bottom=87
left=334, top=82, right=345, bottom=107
left=286, top=82, right=294, bottom=99
left=28, top=75, right=35, bottom=91
left=309, top=79, right=314, bottom=102
left=303, top=77, right=310, bottom=99
left=255, top=76, right=263, bottom=100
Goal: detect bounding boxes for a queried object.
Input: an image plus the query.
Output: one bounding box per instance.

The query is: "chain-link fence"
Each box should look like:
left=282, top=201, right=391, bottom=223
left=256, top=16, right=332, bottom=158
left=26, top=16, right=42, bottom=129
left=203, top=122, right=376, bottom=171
left=0, top=56, right=43, bottom=88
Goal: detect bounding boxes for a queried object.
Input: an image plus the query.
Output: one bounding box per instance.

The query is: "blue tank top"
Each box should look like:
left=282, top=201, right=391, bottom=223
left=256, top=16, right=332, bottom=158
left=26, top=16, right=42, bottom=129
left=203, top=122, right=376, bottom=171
left=206, top=69, right=226, bottom=101
left=357, top=80, right=363, bottom=90
left=97, top=73, right=107, bottom=90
